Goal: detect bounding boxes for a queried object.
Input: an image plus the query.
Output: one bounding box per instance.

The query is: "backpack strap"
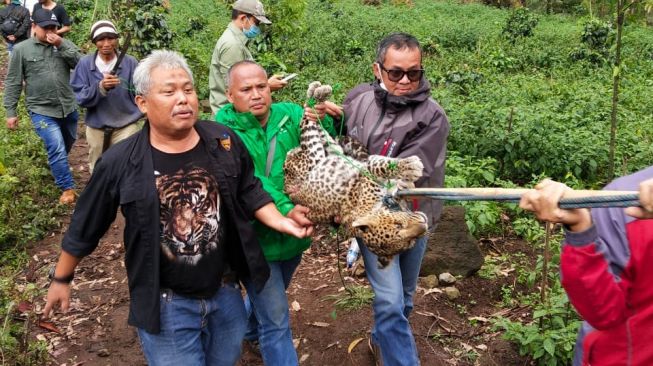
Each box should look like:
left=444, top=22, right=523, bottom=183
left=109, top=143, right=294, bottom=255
left=265, top=115, right=290, bottom=177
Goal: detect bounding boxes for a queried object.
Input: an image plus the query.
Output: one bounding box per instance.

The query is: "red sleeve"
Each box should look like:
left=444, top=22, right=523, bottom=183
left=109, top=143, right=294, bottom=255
left=560, top=226, right=632, bottom=330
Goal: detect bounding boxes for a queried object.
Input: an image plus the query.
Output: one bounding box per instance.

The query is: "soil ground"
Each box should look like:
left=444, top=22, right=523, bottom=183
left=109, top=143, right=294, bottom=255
left=18, top=132, right=533, bottom=366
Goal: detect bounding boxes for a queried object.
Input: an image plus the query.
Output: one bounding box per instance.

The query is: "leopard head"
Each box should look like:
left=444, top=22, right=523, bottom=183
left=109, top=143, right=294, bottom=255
left=350, top=210, right=428, bottom=266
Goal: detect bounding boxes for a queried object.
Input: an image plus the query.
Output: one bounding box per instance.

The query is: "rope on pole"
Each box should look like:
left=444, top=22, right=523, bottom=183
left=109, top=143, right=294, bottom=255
left=393, top=188, right=640, bottom=209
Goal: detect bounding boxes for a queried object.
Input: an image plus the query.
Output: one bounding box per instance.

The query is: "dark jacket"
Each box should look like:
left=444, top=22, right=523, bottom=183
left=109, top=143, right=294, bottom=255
left=70, top=52, right=143, bottom=129
left=0, top=4, right=30, bottom=43
left=343, top=79, right=450, bottom=226
left=3, top=37, right=82, bottom=118
left=61, top=120, right=272, bottom=333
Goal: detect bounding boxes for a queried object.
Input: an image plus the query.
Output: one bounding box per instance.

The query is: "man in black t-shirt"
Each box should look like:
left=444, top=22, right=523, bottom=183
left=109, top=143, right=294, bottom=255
left=153, top=145, right=228, bottom=298
left=32, top=0, right=69, bottom=35
left=42, top=50, right=313, bottom=365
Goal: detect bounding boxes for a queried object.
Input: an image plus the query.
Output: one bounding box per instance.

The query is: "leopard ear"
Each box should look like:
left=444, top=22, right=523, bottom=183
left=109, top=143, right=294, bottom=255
left=352, top=215, right=380, bottom=228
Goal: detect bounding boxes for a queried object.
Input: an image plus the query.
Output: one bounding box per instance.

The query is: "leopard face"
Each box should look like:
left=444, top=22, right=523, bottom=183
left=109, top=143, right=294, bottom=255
left=351, top=210, right=428, bottom=266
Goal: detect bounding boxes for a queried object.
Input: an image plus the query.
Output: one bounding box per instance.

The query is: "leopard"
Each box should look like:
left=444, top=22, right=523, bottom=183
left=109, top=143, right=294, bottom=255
left=283, top=81, right=428, bottom=267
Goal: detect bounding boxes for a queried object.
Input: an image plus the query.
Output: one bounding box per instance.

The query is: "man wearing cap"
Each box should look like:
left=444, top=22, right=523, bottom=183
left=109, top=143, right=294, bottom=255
left=71, top=20, right=142, bottom=173
left=3, top=8, right=82, bottom=204
left=0, top=0, right=31, bottom=56
left=208, top=0, right=287, bottom=115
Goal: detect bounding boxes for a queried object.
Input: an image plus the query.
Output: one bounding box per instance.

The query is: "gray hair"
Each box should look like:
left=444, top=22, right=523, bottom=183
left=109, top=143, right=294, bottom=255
left=375, top=32, right=422, bottom=65
left=133, top=50, right=194, bottom=96
left=225, top=60, right=266, bottom=89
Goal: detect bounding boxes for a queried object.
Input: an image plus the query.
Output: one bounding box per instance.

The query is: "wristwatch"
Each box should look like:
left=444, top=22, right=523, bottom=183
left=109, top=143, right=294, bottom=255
left=48, top=266, right=74, bottom=285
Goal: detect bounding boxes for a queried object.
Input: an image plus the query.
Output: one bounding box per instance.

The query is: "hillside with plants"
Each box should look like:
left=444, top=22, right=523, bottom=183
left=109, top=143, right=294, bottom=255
left=1, top=0, right=652, bottom=364
left=60, top=0, right=653, bottom=185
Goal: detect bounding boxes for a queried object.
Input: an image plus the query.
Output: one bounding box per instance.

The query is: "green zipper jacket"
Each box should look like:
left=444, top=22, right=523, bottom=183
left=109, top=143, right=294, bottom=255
left=216, top=102, right=336, bottom=261
left=4, top=37, right=82, bottom=118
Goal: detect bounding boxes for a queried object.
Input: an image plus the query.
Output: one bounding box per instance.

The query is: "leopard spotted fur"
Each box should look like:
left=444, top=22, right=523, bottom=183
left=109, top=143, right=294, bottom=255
left=283, top=82, right=428, bottom=267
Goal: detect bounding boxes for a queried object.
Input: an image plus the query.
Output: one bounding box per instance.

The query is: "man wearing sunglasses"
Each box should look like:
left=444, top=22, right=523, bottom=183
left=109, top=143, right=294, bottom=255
left=338, top=32, right=450, bottom=366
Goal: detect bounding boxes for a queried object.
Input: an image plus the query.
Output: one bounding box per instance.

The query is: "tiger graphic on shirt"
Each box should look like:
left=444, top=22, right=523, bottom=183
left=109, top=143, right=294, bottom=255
left=156, top=167, right=221, bottom=266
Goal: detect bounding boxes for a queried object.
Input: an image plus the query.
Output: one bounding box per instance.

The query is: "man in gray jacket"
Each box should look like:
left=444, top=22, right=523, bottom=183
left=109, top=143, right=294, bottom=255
left=340, top=32, right=450, bottom=366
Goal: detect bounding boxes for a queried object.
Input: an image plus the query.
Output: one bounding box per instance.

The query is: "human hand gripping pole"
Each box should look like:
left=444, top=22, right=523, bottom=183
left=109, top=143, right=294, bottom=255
left=625, top=177, right=653, bottom=219
left=518, top=179, right=592, bottom=232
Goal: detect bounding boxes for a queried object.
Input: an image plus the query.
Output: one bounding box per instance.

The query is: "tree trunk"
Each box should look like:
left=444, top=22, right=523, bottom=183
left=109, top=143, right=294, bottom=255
left=609, top=0, right=625, bottom=180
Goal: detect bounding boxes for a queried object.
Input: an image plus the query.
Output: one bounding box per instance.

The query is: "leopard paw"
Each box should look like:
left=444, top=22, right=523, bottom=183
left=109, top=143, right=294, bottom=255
left=397, top=156, right=424, bottom=182
left=306, top=81, right=332, bottom=103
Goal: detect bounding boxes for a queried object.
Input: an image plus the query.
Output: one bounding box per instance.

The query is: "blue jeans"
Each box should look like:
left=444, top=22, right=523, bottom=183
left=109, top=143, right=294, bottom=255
left=137, top=284, right=247, bottom=366
left=243, top=255, right=302, bottom=366
left=29, top=111, right=77, bottom=191
left=360, top=234, right=429, bottom=366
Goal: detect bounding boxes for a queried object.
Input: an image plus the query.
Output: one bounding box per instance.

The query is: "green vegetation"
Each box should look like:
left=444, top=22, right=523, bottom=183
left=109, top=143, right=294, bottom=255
left=2, top=0, right=653, bottom=363
left=323, top=285, right=374, bottom=310
left=0, top=91, right=61, bottom=365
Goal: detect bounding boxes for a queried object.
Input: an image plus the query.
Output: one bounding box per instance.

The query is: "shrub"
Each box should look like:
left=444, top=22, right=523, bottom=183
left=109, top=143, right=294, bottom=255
left=110, top=0, right=174, bottom=59
left=569, top=18, right=614, bottom=65
left=494, top=288, right=580, bottom=366
left=503, top=8, right=539, bottom=44
left=442, top=70, right=484, bottom=95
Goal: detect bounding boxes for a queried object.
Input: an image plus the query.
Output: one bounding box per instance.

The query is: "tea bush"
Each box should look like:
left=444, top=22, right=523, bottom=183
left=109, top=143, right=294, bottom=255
left=503, top=8, right=539, bottom=43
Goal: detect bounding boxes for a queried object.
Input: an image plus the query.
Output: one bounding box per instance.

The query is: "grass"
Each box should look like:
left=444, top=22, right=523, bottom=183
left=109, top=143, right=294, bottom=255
left=323, top=285, right=375, bottom=311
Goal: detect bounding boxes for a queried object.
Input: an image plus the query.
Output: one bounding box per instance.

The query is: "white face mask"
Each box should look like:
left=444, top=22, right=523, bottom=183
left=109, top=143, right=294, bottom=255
left=379, top=81, right=388, bottom=91
left=375, top=63, right=388, bottom=91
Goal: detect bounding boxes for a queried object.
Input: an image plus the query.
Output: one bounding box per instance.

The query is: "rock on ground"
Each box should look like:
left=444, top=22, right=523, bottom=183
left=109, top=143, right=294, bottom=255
left=420, top=206, right=484, bottom=277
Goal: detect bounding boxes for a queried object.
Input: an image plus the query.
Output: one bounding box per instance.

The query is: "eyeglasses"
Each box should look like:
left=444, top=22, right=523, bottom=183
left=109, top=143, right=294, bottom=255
left=378, top=64, right=424, bottom=82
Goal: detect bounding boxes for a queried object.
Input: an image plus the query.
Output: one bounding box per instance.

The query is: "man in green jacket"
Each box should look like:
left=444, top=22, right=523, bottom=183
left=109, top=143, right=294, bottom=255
left=215, top=60, right=335, bottom=365
left=208, top=0, right=287, bottom=115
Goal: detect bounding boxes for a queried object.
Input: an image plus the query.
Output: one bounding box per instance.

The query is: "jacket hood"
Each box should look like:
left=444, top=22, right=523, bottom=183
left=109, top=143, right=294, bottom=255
left=372, top=77, right=432, bottom=112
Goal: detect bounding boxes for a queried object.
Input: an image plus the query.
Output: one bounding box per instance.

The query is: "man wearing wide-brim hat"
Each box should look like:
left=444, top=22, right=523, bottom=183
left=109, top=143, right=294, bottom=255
left=208, top=0, right=287, bottom=115
left=3, top=8, right=82, bottom=205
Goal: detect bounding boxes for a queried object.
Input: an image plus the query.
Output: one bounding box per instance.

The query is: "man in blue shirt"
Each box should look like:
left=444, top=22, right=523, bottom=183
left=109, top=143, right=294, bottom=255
left=71, top=20, right=142, bottom=172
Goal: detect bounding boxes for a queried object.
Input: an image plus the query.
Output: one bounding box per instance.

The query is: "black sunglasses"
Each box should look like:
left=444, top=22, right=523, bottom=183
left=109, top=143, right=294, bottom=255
left=378, top=64, right=424, bottom=82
